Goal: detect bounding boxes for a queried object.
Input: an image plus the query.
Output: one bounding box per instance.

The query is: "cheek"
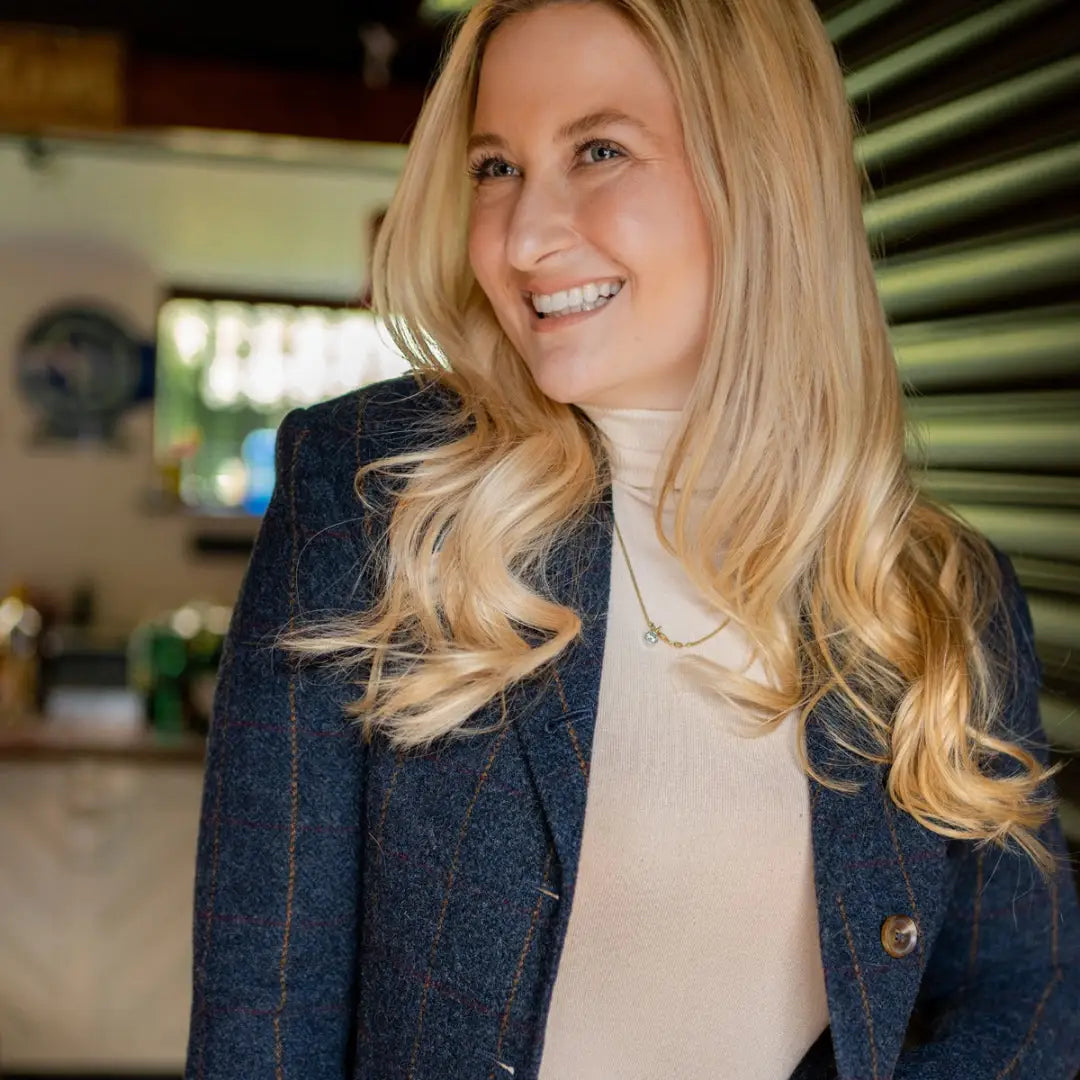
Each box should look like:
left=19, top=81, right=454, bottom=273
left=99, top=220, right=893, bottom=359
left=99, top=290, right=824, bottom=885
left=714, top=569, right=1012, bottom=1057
left=581, top=180, right=650, bottom=261
left=466, top=218, right=488, bottom=285
left=652, top=182, right=710, bottom=280
left=467, top=202, right=508, bottom=297
left=672, top=176, right=713, bottom=281
left=586, top=171, right=710, bottom=284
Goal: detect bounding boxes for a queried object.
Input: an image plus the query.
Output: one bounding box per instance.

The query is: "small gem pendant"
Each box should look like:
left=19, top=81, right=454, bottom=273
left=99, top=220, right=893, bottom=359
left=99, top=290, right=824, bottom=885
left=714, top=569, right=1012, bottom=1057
left=643, top=627, right=660, bottom=646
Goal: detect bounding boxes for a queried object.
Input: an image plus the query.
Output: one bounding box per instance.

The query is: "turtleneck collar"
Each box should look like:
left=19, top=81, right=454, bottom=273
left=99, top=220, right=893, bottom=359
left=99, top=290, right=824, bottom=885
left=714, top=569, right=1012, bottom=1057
left=578, top=403, right=716, bottom=496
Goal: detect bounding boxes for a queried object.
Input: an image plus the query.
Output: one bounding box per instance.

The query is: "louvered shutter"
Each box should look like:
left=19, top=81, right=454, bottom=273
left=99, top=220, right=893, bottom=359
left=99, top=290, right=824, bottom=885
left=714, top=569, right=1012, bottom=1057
left=821, top=0, right=1080, bottom=847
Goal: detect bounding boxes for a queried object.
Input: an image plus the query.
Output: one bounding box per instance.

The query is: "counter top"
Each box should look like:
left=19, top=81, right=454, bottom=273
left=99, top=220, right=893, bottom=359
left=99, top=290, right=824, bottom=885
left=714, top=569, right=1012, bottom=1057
left=0, top=719, right=205, bottom=763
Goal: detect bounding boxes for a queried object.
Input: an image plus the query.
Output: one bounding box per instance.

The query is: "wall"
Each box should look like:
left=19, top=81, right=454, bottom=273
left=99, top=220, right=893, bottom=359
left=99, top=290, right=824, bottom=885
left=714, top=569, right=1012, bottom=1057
left=0, top=134, right=403, bottom=632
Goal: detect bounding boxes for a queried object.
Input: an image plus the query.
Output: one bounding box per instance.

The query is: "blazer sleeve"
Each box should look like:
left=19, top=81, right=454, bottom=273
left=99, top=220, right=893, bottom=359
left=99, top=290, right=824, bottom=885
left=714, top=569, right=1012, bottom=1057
left=185, top=405, right=369, bottom=1079
left=894, top=551, right=1080, bottom=1079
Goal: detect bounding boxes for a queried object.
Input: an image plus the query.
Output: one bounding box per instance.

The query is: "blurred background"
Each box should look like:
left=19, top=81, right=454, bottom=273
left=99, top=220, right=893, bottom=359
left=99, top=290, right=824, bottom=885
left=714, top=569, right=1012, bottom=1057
left=0, top=0, right=1077, bottom=1075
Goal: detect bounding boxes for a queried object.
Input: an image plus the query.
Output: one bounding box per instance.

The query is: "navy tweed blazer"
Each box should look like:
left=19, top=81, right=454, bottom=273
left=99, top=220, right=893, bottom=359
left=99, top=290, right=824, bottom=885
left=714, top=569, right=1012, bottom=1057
left=185, top=374, right=1080, bottom=1080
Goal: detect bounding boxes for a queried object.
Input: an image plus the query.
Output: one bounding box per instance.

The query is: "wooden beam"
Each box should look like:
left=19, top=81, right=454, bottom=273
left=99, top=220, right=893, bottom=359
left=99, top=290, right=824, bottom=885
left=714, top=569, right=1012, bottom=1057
left=127, top=52, right=425, bottom=144
left=0, top=23, right=124, bottom=130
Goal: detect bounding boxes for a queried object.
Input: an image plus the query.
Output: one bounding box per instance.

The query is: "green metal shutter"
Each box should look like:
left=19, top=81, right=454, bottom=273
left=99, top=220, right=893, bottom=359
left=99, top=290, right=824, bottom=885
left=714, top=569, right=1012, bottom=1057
left=822, top=0, right=1080, bottom=843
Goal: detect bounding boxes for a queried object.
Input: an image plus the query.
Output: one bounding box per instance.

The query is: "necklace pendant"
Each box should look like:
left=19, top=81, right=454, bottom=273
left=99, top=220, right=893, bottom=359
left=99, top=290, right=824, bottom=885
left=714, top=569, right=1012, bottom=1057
left=643, top=626, right=660, bottom=646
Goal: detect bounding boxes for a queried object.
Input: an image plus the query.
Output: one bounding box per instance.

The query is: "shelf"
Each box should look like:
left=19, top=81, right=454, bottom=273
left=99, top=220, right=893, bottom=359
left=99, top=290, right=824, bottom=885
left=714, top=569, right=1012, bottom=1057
left=0, top=720, right=205, bottom=763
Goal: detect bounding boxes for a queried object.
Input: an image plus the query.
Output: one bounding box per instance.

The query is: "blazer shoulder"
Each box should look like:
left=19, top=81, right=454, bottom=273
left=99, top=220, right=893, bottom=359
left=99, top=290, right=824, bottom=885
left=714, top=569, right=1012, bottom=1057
left=293, top=372, right=463, bottom=470
left=273, top=372, right=465, bottom=553
left=265, top=382, right=446, bottom=621
left=974, top=540, right=1049, bottom=767
left=981, top=541, right=1038, bottom=680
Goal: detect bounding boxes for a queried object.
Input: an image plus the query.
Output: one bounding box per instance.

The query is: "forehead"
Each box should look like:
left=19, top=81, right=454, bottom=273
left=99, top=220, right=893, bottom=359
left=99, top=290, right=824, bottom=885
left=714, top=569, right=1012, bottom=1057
left=472, top=2, right=678, bottom=137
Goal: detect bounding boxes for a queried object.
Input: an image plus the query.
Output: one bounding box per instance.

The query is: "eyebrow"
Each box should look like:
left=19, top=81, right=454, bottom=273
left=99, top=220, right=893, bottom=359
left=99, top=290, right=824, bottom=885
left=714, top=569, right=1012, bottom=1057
left=466, top=109, right=654, bottom=156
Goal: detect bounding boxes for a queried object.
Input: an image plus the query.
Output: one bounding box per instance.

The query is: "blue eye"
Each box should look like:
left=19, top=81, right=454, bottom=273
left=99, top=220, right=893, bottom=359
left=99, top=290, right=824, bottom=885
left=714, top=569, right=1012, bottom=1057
left=576, top=138, right=624, bottom=164
left=467, top=156, right=516, bottom=182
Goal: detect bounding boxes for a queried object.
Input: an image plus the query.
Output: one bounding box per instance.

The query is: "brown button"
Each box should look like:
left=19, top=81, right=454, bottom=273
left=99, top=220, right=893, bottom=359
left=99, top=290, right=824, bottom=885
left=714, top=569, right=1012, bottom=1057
left=881, top=914, right=918, bottom=958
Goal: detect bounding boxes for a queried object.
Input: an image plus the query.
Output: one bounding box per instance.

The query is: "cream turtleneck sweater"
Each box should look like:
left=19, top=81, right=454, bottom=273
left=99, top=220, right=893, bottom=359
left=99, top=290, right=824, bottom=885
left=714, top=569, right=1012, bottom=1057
left=536, top=404, right=829, bottom=1080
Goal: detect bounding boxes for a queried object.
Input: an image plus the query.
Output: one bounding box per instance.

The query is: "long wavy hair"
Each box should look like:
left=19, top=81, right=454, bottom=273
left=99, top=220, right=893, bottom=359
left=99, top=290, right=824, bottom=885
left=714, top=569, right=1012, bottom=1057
left=282, top=0, right=1063, bottom=876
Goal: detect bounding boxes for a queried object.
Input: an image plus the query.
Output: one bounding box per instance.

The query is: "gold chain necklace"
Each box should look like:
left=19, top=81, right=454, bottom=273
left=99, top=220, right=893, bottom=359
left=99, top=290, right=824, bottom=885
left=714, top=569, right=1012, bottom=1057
left=612, top=515, right=729, bottom=649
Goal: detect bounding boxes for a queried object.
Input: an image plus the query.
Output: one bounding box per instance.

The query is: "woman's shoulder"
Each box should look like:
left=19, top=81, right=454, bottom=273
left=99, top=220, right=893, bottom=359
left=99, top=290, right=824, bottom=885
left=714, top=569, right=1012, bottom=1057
left=967, top=538, right=1046, bottom=762
left=978, top=540, right=1037, bottom=672
left=273, top=372, right=463, bottom=537
left=293, top=371, right=463, bottom=463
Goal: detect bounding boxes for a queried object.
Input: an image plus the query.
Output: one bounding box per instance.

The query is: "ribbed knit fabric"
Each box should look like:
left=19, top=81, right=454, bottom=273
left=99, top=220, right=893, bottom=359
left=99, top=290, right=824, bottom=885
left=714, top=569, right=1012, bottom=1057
left=536, top=404, right=829, bottom=1080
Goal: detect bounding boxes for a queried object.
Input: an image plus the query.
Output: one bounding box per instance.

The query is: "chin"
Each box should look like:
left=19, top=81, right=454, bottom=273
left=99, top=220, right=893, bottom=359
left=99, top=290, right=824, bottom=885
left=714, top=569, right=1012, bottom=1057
left=523, top=359, right=600, bottom=406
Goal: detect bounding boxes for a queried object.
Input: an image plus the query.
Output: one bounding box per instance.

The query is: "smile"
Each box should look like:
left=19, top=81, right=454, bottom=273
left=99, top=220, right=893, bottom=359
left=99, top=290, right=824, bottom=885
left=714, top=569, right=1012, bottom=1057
left=529, top=279, right=624, bottom=318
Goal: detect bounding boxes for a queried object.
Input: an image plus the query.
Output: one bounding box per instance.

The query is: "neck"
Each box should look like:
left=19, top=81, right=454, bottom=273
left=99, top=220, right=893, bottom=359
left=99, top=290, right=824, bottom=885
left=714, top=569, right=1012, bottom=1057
left=577, top=402, right=717, bottom=497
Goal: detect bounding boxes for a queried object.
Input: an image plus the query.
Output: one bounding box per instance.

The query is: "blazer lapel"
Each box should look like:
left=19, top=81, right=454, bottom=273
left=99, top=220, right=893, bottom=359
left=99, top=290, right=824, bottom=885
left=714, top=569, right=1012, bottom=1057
left=510, top=482, right=615, bottom=890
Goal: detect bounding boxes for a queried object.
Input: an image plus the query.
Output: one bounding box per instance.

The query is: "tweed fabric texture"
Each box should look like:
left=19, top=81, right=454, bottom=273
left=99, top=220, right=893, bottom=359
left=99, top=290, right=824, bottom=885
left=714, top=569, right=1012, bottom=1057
left=186, top=374, right=1080, bottom=1080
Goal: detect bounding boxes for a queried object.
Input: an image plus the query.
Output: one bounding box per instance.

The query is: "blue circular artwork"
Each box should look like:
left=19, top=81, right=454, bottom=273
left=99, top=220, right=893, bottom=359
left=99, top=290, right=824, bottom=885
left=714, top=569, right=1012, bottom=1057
left=16, top=305, right=147, bottom=442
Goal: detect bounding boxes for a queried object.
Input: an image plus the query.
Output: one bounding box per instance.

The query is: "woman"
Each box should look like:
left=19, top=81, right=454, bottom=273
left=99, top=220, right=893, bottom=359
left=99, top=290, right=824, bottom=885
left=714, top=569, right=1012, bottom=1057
left=185, top=0, right=1080, bottom=1077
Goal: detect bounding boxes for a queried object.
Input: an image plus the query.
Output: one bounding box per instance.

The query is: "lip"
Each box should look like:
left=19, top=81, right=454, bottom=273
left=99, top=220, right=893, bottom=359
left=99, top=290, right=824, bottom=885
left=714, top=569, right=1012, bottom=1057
left=523, top=286, right=623, bottom=332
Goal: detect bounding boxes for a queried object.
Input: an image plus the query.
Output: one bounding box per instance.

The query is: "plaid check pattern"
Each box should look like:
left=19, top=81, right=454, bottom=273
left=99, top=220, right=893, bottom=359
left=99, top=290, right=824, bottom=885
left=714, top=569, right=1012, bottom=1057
left=186, top=374, right=1080, bottom=1080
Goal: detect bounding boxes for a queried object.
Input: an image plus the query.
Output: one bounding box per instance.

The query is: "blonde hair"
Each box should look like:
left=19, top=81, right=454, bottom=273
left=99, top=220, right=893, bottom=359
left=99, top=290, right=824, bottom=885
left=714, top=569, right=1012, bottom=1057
left=283, top=0, right=1064, bottom=876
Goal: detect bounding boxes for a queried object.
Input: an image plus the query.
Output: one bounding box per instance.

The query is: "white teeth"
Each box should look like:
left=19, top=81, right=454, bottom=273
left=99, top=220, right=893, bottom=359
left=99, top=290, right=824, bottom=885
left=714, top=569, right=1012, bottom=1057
left=530, top=279, right=623, bottom=316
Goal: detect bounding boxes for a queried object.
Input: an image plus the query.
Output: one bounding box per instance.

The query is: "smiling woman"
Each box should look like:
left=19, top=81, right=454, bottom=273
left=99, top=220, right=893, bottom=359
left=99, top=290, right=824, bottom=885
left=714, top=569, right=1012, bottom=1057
left=465, top=5, right=711, bottom=408
left=186, top=1, right=1080, bottom=1079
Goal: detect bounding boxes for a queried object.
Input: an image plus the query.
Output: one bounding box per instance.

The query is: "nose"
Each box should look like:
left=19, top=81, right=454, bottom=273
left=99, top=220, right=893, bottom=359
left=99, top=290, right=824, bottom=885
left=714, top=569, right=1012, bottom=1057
left=504, top=175, right=578, bottom=272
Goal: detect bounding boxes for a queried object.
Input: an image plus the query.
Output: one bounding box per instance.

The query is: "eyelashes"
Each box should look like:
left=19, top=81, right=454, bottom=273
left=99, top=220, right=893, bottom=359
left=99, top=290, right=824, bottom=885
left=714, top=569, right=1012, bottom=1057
left=467, top=154, right=511, bottom=182
left=466, top=137, right=624, bottom=182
